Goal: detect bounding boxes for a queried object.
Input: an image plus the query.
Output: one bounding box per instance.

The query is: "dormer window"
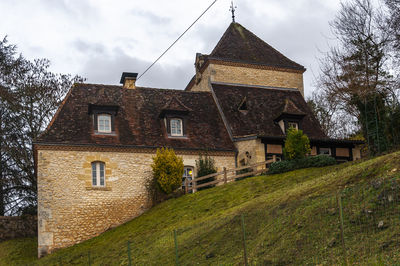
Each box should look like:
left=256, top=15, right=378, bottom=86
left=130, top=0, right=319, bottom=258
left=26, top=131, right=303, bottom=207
left=287, top=122, right=298, bottom=130
left=88, top=104, right=118, bottom=135
left=238, top=96, right=248, bottom=114
left=170, top=118, right=183, bottom=136
left=97, top=114, right=111, bottom=133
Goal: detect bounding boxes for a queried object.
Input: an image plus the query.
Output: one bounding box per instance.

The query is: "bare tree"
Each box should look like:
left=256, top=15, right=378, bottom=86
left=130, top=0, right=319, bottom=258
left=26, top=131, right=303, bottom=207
left=315, top=0, right=396, bottom=153
left=0, top=37, right=83, bottom=215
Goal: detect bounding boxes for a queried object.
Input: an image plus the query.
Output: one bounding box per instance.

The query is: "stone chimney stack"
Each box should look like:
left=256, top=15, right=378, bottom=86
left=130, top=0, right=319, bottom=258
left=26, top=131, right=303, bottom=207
left=120, top=72, right=138, bottom=89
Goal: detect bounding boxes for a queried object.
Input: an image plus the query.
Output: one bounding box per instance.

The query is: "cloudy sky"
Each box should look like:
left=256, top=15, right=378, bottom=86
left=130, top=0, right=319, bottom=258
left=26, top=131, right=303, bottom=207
left=0, top=0, right=341, bottom=97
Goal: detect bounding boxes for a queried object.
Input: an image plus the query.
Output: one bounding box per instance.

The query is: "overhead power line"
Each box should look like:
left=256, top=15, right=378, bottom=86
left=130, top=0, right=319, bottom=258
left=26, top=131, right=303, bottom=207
left=137, top=0, right=218, bottom=81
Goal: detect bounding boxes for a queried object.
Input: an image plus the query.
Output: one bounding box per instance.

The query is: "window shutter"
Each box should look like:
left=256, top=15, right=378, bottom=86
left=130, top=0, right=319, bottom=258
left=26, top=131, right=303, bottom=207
left=93, top=114, right=98, bottom=131
left=166, top=118, right=171, bottom=134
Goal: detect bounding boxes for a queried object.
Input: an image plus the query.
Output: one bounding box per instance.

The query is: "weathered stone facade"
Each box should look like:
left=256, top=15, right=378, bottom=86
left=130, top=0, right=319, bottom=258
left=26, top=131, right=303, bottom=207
left=235, top=138, right=265, bottom=166
left=37, top=147, right=235, bottom=257
left=190, top=62, right=304, bottom=96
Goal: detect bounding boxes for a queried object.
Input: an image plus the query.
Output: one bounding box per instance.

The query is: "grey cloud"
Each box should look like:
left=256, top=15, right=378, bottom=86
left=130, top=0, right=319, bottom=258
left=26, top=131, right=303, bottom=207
left=130, top=9, right=172, bottom=25
left=40, top=0, right=99, bottom=22
left=78, top=45, right=194, bottom=90
left=73, top=40, right=106, bottom=54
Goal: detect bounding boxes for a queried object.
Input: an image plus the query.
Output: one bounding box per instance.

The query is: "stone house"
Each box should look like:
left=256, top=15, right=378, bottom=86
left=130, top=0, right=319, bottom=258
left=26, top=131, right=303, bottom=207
left=34, top=22, right=361, bottom=257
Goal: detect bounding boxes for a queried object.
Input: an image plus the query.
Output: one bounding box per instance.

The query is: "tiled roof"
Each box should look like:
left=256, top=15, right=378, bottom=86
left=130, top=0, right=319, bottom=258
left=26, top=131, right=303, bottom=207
left=279, top=98, right=306, bottom=117
left=36, top=83, right=235, bottom=151
left=211, top=83, right=327, bottom=139
left=207, top=23, right=305, bottom=71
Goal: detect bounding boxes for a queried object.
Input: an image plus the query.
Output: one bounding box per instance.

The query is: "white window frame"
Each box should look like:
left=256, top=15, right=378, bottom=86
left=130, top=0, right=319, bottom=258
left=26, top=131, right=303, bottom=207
left=92, top=162, right=105, bottom=187
left=97, top=114, right=112, bottom=133
left=319, top=147, right=331, bottom=155
left=170, top=118, right=183, bottom=136
left=287, top=122, right=298, bottom=130
left=182, top=166, right=194, bottom=189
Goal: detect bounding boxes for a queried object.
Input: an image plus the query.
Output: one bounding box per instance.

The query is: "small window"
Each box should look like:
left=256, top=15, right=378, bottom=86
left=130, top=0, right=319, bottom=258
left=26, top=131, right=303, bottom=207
left=287, top=122, right=298, bottom=130
left=92, top=162, right=105, bottom=187
left=170, top=118, right=183, bottom=136
left=319, top=147, right=331, bottom=155
left=97, top=114, right=111, bottom=133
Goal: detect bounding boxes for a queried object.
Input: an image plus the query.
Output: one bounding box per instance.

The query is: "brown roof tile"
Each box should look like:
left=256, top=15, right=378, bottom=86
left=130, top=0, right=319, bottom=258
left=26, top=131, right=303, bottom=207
left=37, top=83, right=235, bottom=151
left=211, top=83, right=327, bottom=139
left=208, top=23, right=305, bottom=71
left=280, top=99, right=306, bottom=116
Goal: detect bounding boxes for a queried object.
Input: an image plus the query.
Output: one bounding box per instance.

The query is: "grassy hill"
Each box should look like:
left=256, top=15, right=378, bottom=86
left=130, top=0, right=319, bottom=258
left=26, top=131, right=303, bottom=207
left=2, top=151, right=400, bottom=265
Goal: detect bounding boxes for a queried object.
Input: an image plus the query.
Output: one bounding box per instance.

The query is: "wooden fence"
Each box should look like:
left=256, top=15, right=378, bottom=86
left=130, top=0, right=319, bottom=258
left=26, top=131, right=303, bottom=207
left=184, top=156, right=277, bottom=193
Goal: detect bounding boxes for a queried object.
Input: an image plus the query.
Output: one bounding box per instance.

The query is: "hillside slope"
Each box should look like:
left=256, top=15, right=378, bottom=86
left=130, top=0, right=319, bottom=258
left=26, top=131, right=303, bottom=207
left=2, top=151, right=400, bottom=265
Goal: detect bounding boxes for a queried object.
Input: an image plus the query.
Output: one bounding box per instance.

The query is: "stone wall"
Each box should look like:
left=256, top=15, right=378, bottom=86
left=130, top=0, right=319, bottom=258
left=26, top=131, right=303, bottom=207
left=37, top=147, right=235, bottom=257
left=235, top=139, right=265, bottom=167
left=191, top=63, right=304, bottom=96
left=0, top=215, right=37, bottom=241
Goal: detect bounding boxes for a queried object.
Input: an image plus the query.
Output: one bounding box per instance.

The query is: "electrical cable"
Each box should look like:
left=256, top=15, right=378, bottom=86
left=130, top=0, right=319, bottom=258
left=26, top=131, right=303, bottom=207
left=137, top=0, right=218, bottom=81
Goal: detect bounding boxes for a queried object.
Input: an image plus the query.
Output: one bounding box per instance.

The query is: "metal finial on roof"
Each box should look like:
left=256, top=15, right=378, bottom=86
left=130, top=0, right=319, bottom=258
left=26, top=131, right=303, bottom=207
left=229, top=1, right=237, bottom=23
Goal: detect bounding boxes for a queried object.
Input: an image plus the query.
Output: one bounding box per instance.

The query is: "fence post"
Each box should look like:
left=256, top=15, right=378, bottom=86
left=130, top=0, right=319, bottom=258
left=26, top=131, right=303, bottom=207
left=241, top=214, right=249, bottom=266
left=223, top=167, right=227, bottom=184
left=88, top=251, right=91, bottom=266
left=336, top=191, right=347, bottom=265
left=272, top=155, right=276, bottom=163
left=127, top=240, right=132, bottom=266
left=174, top=229, right=179, bottom=266
left=193, top=178, right=197, bottom=193
left=185, top=178, right=188, bottom=194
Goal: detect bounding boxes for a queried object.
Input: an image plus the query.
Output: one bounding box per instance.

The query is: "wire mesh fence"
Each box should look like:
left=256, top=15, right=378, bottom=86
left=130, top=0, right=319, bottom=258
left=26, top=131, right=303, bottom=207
left=47, top=179, right=400, bottom=265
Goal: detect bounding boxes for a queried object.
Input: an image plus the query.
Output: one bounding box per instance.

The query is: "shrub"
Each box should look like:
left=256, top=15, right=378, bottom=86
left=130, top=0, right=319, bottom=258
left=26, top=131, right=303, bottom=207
left=151, top=147, right=184, bottom=194
left=284, top=127, right=311, bottom=160
left=268, top=155, right=337, bottom=174
left=195, top=154, right=217, bottom=190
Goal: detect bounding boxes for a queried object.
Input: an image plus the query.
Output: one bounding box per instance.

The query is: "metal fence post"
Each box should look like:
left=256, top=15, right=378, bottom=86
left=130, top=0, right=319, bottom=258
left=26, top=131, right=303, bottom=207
left=127, top=240, right=132, bottom=266
left=88, top=250, right=91, bottom=266
left=336, top=191, right=347, bottom=265
left=174, top=229, right=179, bottom=266
left=241, top=214, right=249, bottom=266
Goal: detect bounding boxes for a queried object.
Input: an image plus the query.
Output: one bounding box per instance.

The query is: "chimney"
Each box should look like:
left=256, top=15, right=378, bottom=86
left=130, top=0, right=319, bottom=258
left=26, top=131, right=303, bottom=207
left=120, top=72, right=138, bottom=89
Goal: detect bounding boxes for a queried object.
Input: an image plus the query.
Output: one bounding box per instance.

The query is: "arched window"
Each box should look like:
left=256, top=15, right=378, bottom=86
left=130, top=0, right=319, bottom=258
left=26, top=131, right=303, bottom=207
left=91, top=162, right=105, bottom=187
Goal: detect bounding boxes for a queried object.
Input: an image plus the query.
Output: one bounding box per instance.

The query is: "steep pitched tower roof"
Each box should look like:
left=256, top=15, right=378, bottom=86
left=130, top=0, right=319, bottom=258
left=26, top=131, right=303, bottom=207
left=208, top=22, right=305, bottom=71
left=186, top=22, right=306, bottom=93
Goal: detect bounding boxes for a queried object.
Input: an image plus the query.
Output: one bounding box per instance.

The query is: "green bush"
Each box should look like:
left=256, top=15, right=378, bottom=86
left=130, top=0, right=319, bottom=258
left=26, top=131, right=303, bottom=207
left=268, top=155, right=337, bottom=174
left=151, top=147, right=184, bottom=194
left=195, top=154, right=217, bottom=190
left=283, top=127, right=311, bottom=160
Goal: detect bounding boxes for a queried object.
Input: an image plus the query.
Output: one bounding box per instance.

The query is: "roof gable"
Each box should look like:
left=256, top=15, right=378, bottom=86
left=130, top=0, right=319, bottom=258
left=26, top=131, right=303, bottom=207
left=280, top=99, right=306, bottom=116
left=208, top=23, right=305, bottom=71
left=161, top=96, right=193, bottom=113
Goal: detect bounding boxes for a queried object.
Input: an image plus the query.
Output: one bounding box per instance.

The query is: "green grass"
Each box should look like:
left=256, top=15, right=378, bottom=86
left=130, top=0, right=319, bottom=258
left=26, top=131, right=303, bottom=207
left=2, top=151, right=400, bottom=265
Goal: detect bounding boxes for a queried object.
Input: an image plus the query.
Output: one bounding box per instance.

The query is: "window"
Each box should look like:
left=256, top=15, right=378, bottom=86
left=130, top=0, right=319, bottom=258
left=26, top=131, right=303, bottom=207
left=170, top=118, right=183, bottom=136
left=287, top=122, right=298, bottom=130
left=97, top=114, right=111, bottom=133
left=182, top=166, right=194, bottom=191
left=319, top=147, right=331, bottom=155
left=92, top=162, right=105, bottom=187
